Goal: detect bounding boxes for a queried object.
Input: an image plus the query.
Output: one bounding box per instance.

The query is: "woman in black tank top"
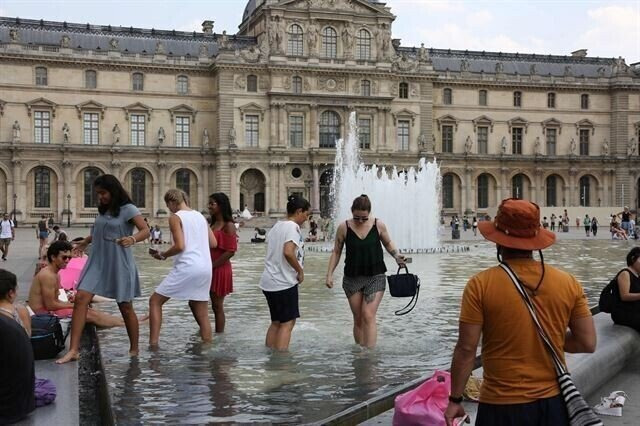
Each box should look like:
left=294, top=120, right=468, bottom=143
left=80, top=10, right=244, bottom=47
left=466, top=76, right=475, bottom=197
left=612, top=247, right=640, bottom=331
left=325, top=195, right=405, bottom=348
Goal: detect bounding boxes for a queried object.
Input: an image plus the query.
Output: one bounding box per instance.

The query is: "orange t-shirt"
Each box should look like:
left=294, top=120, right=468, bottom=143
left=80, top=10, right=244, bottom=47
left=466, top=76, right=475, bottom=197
left=459, top=258, right=592, bottom=404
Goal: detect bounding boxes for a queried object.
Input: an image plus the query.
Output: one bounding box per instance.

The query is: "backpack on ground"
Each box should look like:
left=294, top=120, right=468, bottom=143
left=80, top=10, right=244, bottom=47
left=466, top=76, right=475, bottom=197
left=30, top=314, right=66, bottom=360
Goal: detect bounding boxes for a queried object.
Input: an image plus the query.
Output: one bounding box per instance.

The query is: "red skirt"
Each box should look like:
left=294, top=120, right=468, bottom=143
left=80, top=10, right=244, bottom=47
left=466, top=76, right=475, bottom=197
left=210, top=229, right=237, bottom=297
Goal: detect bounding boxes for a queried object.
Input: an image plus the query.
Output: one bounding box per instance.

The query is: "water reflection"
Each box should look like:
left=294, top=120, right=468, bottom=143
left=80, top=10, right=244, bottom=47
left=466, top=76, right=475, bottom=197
left=98, top=240, right=636, bottom=423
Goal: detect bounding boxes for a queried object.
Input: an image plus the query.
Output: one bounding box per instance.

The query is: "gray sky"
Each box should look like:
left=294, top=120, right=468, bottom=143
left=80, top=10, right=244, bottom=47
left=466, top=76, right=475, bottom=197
left=1, top=0, right=639, bottom=61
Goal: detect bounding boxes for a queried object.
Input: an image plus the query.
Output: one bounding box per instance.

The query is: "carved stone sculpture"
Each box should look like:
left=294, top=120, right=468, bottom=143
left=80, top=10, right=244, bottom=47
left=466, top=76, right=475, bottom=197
left=341, top=23, right=354, bottom=57
left=392, top=53, right=417, bottom=72
left=418, top=43, right=429, bottom=62
left=534, top=136, right=542, bottom=155
left=564, top=65, right=573, bottom=77
left=220, top=31, right=229, bottom=49
left=418, top=132, right=427, bottom=149
left=229, top=127, right=236, bottom=146
left=628, top=138, right=637, bottom=156
left=12, top=121, right=20, bottom=143
left=60, top=35, right=71, bottom=48
left=112, top=124, right=121, bottom=145
left=62, top=122, right=70, bottom=143
left=307, top=21, right=319, bottom=55
left=203, top=128, right=210, bottom=147
left=529, top=64, right=537, bottom=75
left=241, top=46, right=261, bottom=63
left=464, top=136, right=473, bottom=154
left=602, top=138, right=609, bottom=156
left=501, top=136, right=508, bottom=154
left=460, top=59, right=470, bottom=72
left=9, top=29, right=19, bottom=42
left=569, top=138, right=577, bottom=155
left=158, top=127, right=166, bottom=144
left=375, top=25, right=392, bottom=61
left=199, top=44, right=208, bottom=57
left=495, top=62, right=504, bottom=73
left=155, top=41, right=166, bottom=55
left=109, top=38, right=119, bottom=50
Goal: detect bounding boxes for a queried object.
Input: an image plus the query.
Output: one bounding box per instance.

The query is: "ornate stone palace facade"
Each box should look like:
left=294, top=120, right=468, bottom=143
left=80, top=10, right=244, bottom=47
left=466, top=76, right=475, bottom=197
left=0, top=0, right=639, bottom=224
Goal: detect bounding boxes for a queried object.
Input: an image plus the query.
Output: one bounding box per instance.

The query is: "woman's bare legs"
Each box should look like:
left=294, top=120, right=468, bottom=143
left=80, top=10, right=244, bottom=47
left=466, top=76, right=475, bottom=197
left=149, top=292, right=169, bottom=346
left=265, top=320, right=296, bottom=351
left=118, top=301, right=140, bottom=356
left=360, top=291, right=384, bottom=348
left=56, top=289, right=93, bottom=364
left=188, top=300, right=213, bottom=342
left=347, top=292, right=365, bottom=345
left=210, top=293, right=226, bottom=333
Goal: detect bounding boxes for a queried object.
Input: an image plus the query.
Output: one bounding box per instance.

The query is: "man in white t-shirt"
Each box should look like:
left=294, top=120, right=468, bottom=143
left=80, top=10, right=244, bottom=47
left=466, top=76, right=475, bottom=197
left=259, top=196, right=310, bottom=351
left=0, top=214, right=15, bottom=261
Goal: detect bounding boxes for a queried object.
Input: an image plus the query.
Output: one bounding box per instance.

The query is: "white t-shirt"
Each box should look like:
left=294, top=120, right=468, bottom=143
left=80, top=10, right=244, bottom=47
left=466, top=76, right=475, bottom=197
left=259, top=220, right=304, bottom=292
left=0, top=220, right=14, bottom=239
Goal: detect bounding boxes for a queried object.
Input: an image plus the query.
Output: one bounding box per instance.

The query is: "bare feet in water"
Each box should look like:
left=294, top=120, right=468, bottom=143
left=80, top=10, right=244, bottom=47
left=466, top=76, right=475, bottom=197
left=56, top=350, right=79, bottom=364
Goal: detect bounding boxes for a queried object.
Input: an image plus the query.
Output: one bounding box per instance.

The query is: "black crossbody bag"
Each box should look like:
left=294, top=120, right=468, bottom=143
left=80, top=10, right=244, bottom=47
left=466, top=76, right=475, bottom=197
left=387, top=266, right=420, bottom=316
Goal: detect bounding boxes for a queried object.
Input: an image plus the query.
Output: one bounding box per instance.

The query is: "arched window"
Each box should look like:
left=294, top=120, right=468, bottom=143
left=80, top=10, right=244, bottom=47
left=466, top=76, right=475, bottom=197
left=399, top=82, right=409, bottom=99
left=443, top=88, right=452, bottom=105
left=513, top=91, right=522, bottom=107
left=177, top=75, right=189, bottom=94
left=478, top=89, right=487, bottom=106
left=477, top=174, right=489, bottom=209
left=247, top=74, right=258, bottom=92
left=547, top=92, right=556, bottom=108
left=322, top=27, right=337, bottom=58
left=85, top=70, right=97, bottom=89
left=579, top=176, right=591, bottom=206
left=442, top=174, right=454, bottom=209
left=130, top=169, right=146, bottom=208
left=292, top=76, right=303, bottom=94
left=512, top=174, right=524, bottom=199
left=35, top=67, right=48, bottom=86
left=319, top=111, right=340, bottom=148
left=356, top=29, right=371, bottom=60
left=83, top=168, right=101, bottom=208
left=288, top=24, right=304, bottom=56
left=546, top=175, right=557, bottom=207
left=176, top=169, right=191, bottom=196
left=34, top=167, right=51, bottom=208
left=132, top=72, right=144, bottom=91
left=361, top=79, right=371, bottom=96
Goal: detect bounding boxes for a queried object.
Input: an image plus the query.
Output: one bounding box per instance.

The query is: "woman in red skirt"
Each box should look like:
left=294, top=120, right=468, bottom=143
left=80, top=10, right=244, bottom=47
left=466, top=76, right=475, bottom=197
left=208, top=192, right=237, bottom=332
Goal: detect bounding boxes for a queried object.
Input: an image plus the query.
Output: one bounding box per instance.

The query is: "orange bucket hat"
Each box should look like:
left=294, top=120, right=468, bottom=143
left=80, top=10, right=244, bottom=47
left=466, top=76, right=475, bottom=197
left=478, top=199, right=556, bottom=250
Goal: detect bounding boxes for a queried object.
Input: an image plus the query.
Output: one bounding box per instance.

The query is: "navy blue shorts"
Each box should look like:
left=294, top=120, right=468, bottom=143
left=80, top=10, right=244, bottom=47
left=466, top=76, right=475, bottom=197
left=476, top=394, right=568, bottom=426
left=263, top=285, right=299, bottom=323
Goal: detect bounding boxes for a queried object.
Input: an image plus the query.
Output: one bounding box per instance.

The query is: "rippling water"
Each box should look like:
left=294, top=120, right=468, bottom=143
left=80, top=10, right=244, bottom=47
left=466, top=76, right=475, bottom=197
left=97, top=240, right=635, bottom=424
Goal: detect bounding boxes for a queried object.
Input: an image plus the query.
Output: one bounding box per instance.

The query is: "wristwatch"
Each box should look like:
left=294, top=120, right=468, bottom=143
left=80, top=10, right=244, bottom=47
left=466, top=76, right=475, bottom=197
left=448, top=395, right=463, bottom=404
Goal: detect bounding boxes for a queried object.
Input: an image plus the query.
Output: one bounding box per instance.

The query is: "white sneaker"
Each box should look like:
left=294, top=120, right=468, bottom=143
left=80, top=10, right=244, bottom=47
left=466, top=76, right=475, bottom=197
left=607, top=391, right=628, bottom=407
left=593, top=397, right=622, bottom=417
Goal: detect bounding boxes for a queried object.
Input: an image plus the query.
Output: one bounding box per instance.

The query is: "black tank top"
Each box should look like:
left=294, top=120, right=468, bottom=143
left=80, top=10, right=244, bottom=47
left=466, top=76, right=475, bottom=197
left=612, top=269, right=640, bottom=318
left=344, top=219, right=387, bottom=277
left=622, top=212, right=630, bottom=222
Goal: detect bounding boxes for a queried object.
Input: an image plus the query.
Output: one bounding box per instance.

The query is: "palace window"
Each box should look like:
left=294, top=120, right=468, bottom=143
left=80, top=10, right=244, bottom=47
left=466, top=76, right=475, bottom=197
left=361, top=80, right=371, bottom=96
left=397, top=120, right=410, bottom=151
left=85, top=70, right=97, bottom=89
left=477, top=126, right=488, bottom=154
left=479, top=90, right=487, bottom=106
left=443, top=88, right=452, bottom=105
left=247, top=75, right=258, bottom=92
left=132, top=72, right=144, bottom=91
left=34, top=167, right=51, bottom=208
left=288, top=24, right=304, bottom=56
left=292, top=76, right=302, bottom=94
left=581, top=94, right=589, bottom=110
left=322, top=27, right=337, bottom=58
left=579, top=128, right=589, bottom=156
left=399, top=82, right=409, bottom=99
left=319, top=110, right=340, bottom=148
left=546, top=128, right=556, bottom=156
left=289, top=115, right=304, bottom=148
left=35, top=67, right=48, bottom=86
left=512, top=127, right=523, bottom=154
left=245, top=114, right=259, bottom=147
left=83, top=168, right=101, bottom=208
left=130, top=169, right=146, bottom=208
left=130, top=114, right=145, bottom=146
left=579, top=176, right=590, bottom=206
left=83, top=112, right=99, bottom=145
left=546, top=175, right=557, bottom=207
left=176, top=169, right=191, bottom=196
left=356, top=29, right=371, bottom=60
left=442, top=174, right=454, bottom=209
left=512, top=174, right=524, bottom=199
left=441, top=125, right=453, bottom=153
left=358, top=117, right=371, bottom=149
left=547, top=92, right=556, bottom=108
left=513, top=91, right=522, bottom=107
left=175, top=116, right=190, bottom=147
left=177, top=75, right=189, bottom=95
left=477, top=174, right=489, bottom=209
left=34, top=111, right=51, bottom=144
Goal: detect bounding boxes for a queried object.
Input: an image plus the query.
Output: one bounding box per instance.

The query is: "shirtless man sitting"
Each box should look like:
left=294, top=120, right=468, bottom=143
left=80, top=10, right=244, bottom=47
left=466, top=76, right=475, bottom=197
left=28, top=241, right=131, bottom=328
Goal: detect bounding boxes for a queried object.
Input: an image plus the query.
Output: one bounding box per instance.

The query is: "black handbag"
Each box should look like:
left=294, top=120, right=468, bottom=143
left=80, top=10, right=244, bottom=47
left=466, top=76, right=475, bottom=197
left=387, top=266, right=420, bottom=315
left=30, top=314, right=66, bottom=360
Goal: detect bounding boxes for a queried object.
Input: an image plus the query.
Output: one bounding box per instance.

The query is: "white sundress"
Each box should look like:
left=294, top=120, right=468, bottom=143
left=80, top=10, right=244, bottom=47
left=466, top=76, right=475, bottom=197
left=155, top=210, right=212, bottom=301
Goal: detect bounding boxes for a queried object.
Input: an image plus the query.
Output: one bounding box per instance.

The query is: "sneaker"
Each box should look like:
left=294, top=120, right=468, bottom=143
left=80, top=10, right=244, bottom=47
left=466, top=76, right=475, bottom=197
left=607, top=391, right=628, bottom=407
left=593, top=397, right=623, bottom=417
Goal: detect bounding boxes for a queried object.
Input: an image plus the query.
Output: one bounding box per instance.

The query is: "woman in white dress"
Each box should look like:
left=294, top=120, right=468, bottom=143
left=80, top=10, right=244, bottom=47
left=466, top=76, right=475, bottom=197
left=149, top=189, right=217, bottom=346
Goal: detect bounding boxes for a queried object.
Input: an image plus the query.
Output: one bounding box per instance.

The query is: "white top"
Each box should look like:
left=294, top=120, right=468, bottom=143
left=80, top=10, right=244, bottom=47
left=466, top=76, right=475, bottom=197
left=259, top=220, right=304, bottom=292
left=0, top=220, right=14, bottom=239
left=155, top=210, right=213, bottom=301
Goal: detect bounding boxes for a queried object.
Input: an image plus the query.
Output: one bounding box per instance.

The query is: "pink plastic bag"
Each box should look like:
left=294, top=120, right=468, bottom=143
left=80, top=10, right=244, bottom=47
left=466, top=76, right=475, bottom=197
left=393, top=370, right=450, bottom=426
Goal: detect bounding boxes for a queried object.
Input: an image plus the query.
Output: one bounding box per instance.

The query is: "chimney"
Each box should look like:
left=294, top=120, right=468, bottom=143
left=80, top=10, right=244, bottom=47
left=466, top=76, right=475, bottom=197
left=202, top=20, right=214, bottom=34
left=571, top=49, right=587, bottom=58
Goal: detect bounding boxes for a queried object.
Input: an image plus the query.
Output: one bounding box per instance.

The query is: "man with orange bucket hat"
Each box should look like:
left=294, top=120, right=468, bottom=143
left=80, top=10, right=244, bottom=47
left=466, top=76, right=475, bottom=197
left=444, top=199, right=597, bottom=426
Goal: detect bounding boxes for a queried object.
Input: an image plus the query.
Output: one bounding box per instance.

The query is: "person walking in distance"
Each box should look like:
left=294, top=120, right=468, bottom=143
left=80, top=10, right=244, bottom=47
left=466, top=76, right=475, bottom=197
left=0, top=213, right=15, bottom=261
left=444, top=199, right=596, bottom=426
left=208, top=193, right=237, bottom=333
left=591, top=216, right=599, bottom=237
left=57, top=175, right=150, bottom=364
left=259, top=195, right=310, bottom=351
left=148, top=189, right=216, bottom=347
left=36, top=215, right=49, bottom=256
left=325, top=194, right=406, bottom=348
left=583, top=214, right=591, bottom=237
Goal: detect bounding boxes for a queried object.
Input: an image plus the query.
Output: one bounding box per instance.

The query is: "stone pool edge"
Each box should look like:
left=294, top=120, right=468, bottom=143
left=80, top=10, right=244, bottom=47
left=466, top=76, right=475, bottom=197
left=81, top=325, right=115, bottom=425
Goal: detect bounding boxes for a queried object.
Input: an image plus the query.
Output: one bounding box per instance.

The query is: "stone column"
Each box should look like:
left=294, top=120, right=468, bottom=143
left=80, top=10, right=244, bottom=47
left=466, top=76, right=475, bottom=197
left=270, top=104, right=278, bottom=147
left=201, top=162, right=211, bottom=211
left=499, top=167, right=509, bottom=203
left=11, top=159, right=23, bottom=222
left=385, top=108, right=394, bottom=150
left=312, top=165, right=320, bottom=214
left=377, top=109, right=385, bottom=152
left=309, top=104, right=318, bottom=148
left=229, top=161, right=238, bottom=211
left=156, top=162, right=167, bottom=216
left=278, top=164, right=286, bottom=213
left=568, top=167, right=578, bottom=206
left=464, top=166, right=473, bottom=214
left=534, top=168, right=543, bottom=205
left=268, top=163, right=278, bottom=215
left=62, top=160, right=72, bottom=223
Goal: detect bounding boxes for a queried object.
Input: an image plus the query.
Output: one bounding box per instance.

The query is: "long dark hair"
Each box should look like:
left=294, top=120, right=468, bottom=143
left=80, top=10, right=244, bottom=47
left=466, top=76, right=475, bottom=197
left=94, top=174, right=133, bottom=217
left=287, top=195, right=310, bottom=215
left=209, top=192, right=234, bottom=225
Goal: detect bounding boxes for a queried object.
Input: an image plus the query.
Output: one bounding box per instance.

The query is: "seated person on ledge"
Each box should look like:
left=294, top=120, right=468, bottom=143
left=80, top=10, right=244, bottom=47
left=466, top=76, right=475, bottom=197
left=252, top=227, right=266, bottom=243
left=28, top=241, right=139, bottom=328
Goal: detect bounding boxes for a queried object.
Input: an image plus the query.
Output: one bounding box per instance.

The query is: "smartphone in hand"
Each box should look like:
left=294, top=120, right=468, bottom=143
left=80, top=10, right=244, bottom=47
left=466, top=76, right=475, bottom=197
left=148, top=248, right=159, bottom=256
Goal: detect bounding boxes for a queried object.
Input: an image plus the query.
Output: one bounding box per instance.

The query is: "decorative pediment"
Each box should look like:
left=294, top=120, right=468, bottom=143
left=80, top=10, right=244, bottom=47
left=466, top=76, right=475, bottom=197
left=472, top=115, right=494, bottom=133
left=26, top=98, right=57, bottom=117
left=168, top=104, right=197, bottom=123
left=284, top=0, right=393, bottom=16
left=541, top=118, right=563, bottom=134
left=436, top=114, right=459, bottom=131
left=0, top=99, right=5, bottom=116
left=123, top=102, right=153, bottom=121
left=239, top=102, right=266, bottom=122
left=392, top=108, right=417, bottom=126
left=507, top=117, right=529, bottom=134
left=575, top=119, right=595, bottom=135
left=75, top=100, right=106, bottom=119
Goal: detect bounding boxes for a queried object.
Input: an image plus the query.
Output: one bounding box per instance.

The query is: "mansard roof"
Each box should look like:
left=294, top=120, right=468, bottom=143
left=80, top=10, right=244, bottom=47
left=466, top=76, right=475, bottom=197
left=0, top=17, right=255, bottom=57
left=242, top=0, right=386, bottom=22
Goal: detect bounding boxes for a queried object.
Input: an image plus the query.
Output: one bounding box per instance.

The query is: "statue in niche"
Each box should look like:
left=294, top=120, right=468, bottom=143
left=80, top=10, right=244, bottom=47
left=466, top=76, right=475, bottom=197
left=529, top=64, right=537, bottom=75
left=534, top=136, right=542, bottom=155
left=268, top=16, right=285, bottom=54
left=109, top=38, right=119, bottom=50
left=62, top=122, right=70, bottom=143
left=495, top=62, right=504, bottom=73
left=9, top=29, right=19, bottom=42
left=220, top=31, right=230, bottom=49
left=12, top=121, right=21, bottom=143
left=569, top=138, right=577, bottom=155
left=199, top=44, right=208, bottom=56
left=602, top=138, right=609, bottom=156
left=157, top=127, right=166, bottom=145
left=597, top=67, right=606, bottom=77
left=564, top=65, right=573, bottom=77
left=464, top=135, right=473, bottom=154
left=203, top=128, right=210, bottom=147
left=613, top=56, right=628, bottom=74
left=155, top=41, right=166, bottom=55
left=432, top=134, right=437, bottom=153
left=500, top=136, right=508, bottom=154
left=228, top=127, right=236, bottom=146
left=628, top=138, right=637, bottom=157
left=112, top=124, right=121, bottom=145
left=60, top=35, right=71, bottom=48
left=375, top=24, right=391, bottom=60
left=417, top=43, right=429, bottom=62
left=307, top=21, right=319, bottom=54
left=460, top=59, right=470, bottom=72
left=341, top=23, right=355, bottom=54
left=418, top=132, right=427, bottom=149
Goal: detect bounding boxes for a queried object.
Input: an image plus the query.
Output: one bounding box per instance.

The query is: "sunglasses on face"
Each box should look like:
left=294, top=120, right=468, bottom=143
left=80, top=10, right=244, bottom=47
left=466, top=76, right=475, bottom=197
left=353, top=216, right=369, bottom=222
left=61, top=255, right=72, bottom=261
